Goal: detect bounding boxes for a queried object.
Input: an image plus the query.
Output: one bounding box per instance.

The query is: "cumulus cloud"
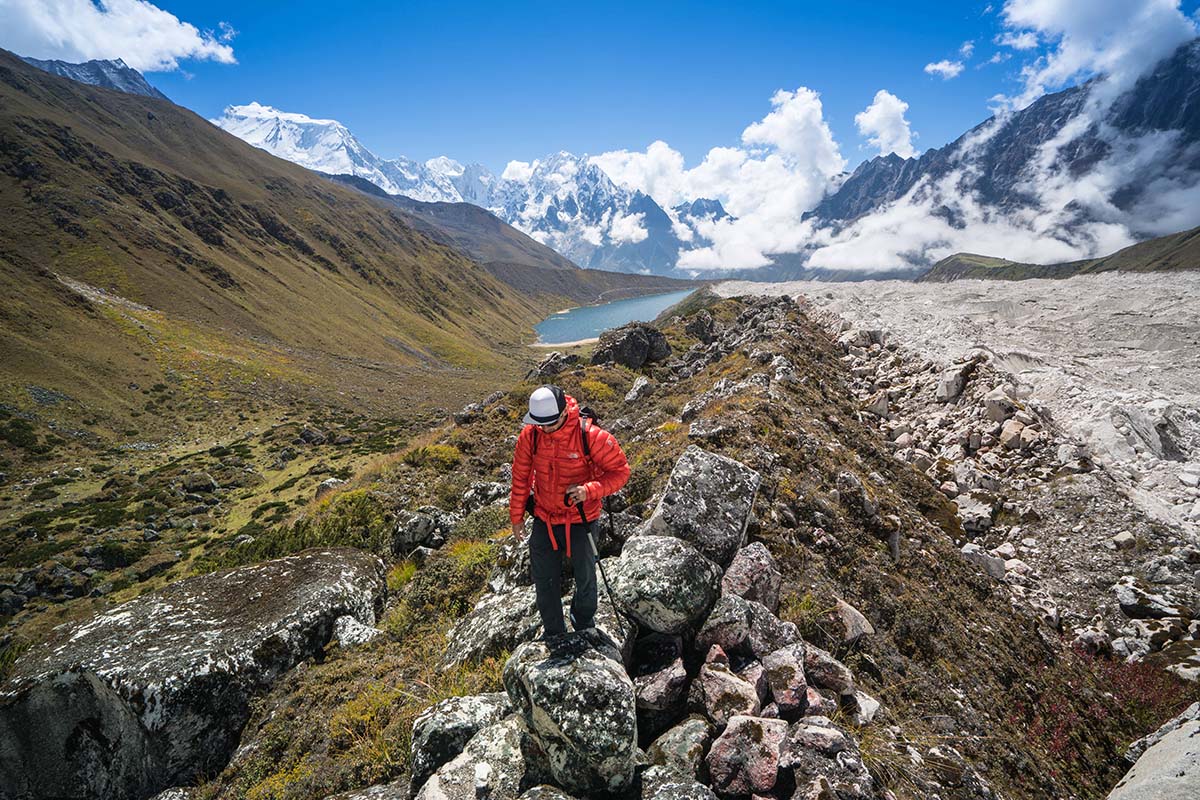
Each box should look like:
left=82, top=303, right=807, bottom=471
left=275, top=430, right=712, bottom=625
left=590, top=87, right=845, bottom=270
left=960, top=41, right=976, bottom=58
left=0, top=0, right=236, bottom=72
left=501, top=159, right=536, bottom=182
left=924, top=60, right=964, bottom=79
left=998, top=0, right=1198, bottom=108
left=995, top=30, right=1038, bottom=50
left=854, top=90, right=917, bottom=158
left=607, top=210, right=649, bottom=244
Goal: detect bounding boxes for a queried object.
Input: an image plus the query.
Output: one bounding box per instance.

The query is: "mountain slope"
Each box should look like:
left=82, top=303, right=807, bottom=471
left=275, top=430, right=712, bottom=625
left=0, top=48, right=556, bottom=450
left=20, top=56, right=168, bottom=100
left=920, top=224, right=1200, bottom=281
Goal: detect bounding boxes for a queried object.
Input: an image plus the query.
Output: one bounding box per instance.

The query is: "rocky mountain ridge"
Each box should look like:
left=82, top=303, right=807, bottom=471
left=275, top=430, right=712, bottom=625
left=4, top=294, right=1194, bottom=800
left=20, top=56, right=169, bottom=100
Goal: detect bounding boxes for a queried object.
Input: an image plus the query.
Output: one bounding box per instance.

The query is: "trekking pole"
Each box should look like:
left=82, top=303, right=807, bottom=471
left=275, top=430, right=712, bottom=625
left=576, top=499, right=625, bottom=618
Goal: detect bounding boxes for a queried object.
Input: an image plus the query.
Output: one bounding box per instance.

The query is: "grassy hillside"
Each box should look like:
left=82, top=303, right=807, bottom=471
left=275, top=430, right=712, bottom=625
left=920, top=225, right=1200, bottom=282
left=0, top=48, right=578, bottom=478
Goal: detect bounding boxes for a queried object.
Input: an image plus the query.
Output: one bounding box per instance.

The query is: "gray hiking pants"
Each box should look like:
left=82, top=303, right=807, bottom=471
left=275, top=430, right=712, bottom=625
left=529, top=516, right=598, bottom=636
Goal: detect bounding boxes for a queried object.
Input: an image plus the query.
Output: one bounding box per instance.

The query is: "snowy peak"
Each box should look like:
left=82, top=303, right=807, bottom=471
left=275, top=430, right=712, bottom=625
left=211, top=103, right=491, bottom=203
left=214, top=104, right=702, bottom=275
left=21, top=56, right=168, bottom=100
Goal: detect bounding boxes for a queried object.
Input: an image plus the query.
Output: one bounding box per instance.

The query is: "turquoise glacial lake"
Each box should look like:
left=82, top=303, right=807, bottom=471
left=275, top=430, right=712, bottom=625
left=534, top=289, right=697, bottom=345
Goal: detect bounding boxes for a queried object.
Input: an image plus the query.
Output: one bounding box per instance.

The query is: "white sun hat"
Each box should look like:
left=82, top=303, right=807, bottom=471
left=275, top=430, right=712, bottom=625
left=524, top=385, right=566, bottom=425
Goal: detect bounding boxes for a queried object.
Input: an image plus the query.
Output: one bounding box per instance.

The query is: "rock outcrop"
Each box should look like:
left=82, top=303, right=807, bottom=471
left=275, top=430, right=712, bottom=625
left=0, top=548, right=385, bottom=800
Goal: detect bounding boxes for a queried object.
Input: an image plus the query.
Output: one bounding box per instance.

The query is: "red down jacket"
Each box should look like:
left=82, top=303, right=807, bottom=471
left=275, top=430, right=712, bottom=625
left=509, top=394, right=630, bottom=557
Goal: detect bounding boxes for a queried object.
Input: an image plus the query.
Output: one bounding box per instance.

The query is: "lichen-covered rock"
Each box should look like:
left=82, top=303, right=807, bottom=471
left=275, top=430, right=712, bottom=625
left=0, top=548, right=385, bottom=800
left=611, top=536, right=721, bottom=635
left=803, top=644, right=855, bottom=695
left=503, top=635, right=638, bottom=795
left=324, top=780, right=407, bottom=798
left=705, top=715, right=788, bottom=795
left=646, top=716, right=714, bottom=781
left=332, top=614, right=382, bottom=648
left=689, top=660, right=762, bottom=727
left=414, top=715, right=548, bottom=800
left=392, top=507, right=461, bottom=555
left=762, top=642, right=808, bottom=713
left=590, top=323, right=671, bottom=368
left=781, top=717, right=872, bottom=797
left=410, top=692, right=514, bottom=793
left=518, top=786, right=579, bottom=800
left=721, top=542, right=781, bottom=612
left=644, top=446, right=761, bottom=568
left=695, top=594, right=754, bottom=656
left=745, top=599, right=801, bottom=659
left=640, top=765, right=719, bottom=799
left=440, top=586, right=541, bottom=669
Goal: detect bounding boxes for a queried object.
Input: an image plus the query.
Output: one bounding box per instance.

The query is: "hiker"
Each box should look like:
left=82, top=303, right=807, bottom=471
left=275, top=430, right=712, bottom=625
left=509, top=384, right=630, bottom=638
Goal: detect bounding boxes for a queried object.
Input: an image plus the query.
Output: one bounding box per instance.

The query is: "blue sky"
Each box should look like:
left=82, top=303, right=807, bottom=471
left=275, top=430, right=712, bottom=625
left=5, top=0, right=1200, bottom=174
left=126, top=0, right=1190, bottom=171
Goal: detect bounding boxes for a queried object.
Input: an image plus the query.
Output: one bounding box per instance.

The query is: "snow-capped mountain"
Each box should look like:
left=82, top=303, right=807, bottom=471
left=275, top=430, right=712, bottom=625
left=214, top=104, right=709, bottom=275
left=20, top=56, right=168, bottom=100
left=212, top=103, right=483, bottom=203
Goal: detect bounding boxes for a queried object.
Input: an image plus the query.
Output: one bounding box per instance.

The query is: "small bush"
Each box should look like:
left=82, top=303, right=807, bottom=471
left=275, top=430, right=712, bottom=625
left=386, top=560, right=416, bottom=592
left=453, top=506, right=510, bottom=542
left=579, top=378, right=616, bottom=403
left=402, top=444, right=462, bottom=472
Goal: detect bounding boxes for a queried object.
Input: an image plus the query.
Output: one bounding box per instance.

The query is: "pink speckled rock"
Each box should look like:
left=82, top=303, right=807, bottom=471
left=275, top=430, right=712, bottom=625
left=706, top=715, right=788, bottom=794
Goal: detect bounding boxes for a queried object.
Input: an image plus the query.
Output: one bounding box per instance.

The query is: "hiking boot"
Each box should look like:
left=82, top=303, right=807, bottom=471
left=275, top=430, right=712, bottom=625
left=569, top=610, right=595, bottom=633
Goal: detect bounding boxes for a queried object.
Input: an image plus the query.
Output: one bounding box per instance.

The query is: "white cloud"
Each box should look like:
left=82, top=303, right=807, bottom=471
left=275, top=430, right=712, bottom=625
left=591, top=87, right=845, bottom=270
left=501, top=159, right=536, bottom=182
left=924, top=59, right=964, bottom=79
left=998, top=0, right=1198, bottom=108
left=986, top=52, right=1011, bottom=65
left=607, top=210, right=649, bottom=244
left=995, top=30, right=1038, bottom=50
left=854, top=90, right=917, bottom=158
left=0, top=0, right=236, bottom=72
left=960, top=40, right=976, bottom=58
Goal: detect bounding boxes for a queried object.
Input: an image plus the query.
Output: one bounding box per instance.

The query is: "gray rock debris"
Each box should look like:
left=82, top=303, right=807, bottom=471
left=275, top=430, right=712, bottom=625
left=0, top=548, right=385, bottom=800
left=414, top=714, right=548, bottom=800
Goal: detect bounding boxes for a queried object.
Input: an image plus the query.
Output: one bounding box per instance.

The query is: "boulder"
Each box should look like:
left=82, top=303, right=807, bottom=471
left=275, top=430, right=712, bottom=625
left=441, top=586, right=542, bottom=669
left=745, top=600, right=802, bottom=659
left=1115, top=578, right=1190, bottom=620
left=983, top=387, right=1017, bottom=422
left=519, top=788, right=578, bottom=800
left=644, top=446, right=761, bottom=568
left=315, top=477, right=346, bottom=500
left=332, top=615, right=382, bottom=648
left=393, top=507, right=461, bottom=555
left=721, top=542, right=781, bottom=612
left=1000, top=419, right=1026, bottom=450
left=689, top=657, right=762, bottom=726
left=527, top=351, right=580, bottom=379
left=640, top=765, right=719, bottom=799
left=414, top=715, right=547, bottom=800
left=590, top=323, right=672, bottom=368
left=834, top=599, right=875, bottom=645
left=803, top=645, right=855, bottom=695
left=684, top=311, right=716, bottom=344
left=410, top=692, right=514, bottom=793
left=503, top=636, right=638, bottom=795
left=625, top=376, right=654, bottom=403
left=695, top=594, right=754, bottom=657
left=646, top=716, right=713, bottom=780
left=961, top=542, right=1006, bottom=579
left=181, top=472, right=217, bottom=493
left=762, top=642, right=808, bottom=713
left=935, top=363, right=974, bottom=403
left=705, top=715, right=788, bottom=795
left=611, top=536, right=722, bottom=635
left=0, top=549, right=384, bottom=800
